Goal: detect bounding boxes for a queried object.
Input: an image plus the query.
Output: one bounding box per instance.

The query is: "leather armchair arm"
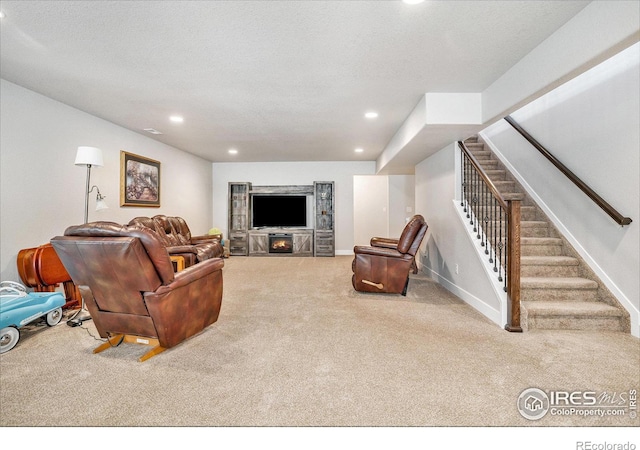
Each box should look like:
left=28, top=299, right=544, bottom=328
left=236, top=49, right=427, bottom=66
left=144, top=257, right=224, bottom=348
left=353, top=245, right=412, bottom=260
left=190, top=234, right=221, bottom=244
left=153, top=257, right=224, bottom=294
left=165, top=245, right=199, bottom=255
left=370, top=237, right=399, bottom=249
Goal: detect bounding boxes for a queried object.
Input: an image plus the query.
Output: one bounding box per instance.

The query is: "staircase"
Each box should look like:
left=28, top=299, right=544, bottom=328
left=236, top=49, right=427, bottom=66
left=464, top=137, right=630, bottom=333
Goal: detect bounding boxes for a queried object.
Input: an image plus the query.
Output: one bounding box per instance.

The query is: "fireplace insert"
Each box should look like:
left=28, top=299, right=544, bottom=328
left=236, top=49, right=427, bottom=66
left=269, top=233, right=293, bottom=253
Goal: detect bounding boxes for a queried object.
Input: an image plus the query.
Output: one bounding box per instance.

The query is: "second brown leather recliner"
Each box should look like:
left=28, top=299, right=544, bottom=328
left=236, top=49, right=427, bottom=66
left=128, top=215, right=223, bottom=267
left=352, top=215, right=428, bottom=296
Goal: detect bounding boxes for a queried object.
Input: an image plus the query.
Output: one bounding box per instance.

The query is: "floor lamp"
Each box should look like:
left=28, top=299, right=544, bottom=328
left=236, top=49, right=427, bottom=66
left=75, top=146, right=105, bottom=223
left=68, top=146, right=107, bottom=326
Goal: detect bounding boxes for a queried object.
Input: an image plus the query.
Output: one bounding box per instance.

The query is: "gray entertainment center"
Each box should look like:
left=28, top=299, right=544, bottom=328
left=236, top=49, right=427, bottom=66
left=228, top=181, right=335, bottom=257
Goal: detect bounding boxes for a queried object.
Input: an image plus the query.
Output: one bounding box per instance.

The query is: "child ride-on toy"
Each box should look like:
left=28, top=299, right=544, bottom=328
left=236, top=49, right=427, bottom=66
left=0, top=281, right=66, bottom=354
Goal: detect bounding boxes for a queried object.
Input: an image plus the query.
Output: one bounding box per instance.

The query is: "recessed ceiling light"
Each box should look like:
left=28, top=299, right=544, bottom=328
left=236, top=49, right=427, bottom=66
left=365, top=112, right=379, bottom=119
left=169, top=115, right=184, bottom=123
left=0, top=11, right=6, bottom=19
left=355, top=148, right=364, bottom=153
left=228, top=149, right=238, bottom=155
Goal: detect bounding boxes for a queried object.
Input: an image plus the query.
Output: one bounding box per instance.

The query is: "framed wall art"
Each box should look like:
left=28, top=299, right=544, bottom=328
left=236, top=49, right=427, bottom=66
left=120, top=151, right=161, bottom=207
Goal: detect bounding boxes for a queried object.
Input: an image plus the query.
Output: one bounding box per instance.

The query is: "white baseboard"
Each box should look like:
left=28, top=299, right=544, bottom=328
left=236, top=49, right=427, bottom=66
left=424, top=265, right=503, bottom=327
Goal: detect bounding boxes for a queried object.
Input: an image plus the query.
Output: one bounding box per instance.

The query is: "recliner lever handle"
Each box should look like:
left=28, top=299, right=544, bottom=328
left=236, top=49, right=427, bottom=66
left=362, top=279, right=384, bottom=290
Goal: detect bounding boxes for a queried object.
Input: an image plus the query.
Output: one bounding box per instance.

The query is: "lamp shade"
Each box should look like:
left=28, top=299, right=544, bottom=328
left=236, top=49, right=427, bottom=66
left=95, top=197, right=109, bottom=212
left=75, top=146, right=103, bottom=167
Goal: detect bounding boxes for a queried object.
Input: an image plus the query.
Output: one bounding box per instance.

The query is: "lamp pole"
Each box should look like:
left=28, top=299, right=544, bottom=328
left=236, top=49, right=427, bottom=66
left=83, top=164, right=93, bottom=224
left=70, top=146, right=104, bottom=326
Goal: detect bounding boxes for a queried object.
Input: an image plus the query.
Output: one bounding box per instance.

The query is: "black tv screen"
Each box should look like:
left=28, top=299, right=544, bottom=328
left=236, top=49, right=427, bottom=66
left=252, top=195, right=307, bottom=228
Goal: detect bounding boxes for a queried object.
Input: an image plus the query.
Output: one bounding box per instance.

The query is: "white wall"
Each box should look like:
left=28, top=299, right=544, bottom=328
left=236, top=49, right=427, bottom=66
left=416, top=145, right=504, bottom=326
left=0, top=80, right=214, bottom=283
left=425, top=93, right=482, bottom=125
left=482, top=1, right=640, bottom=123
left=377, top=95, right=427, bottom=172
left=481, top=43, right=640, bottom=335
left=211, top=161, right=376, bottom=254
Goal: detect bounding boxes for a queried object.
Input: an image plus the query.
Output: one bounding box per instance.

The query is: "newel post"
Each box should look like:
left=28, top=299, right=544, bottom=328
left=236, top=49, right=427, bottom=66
left=505, top=200, right=523, bottom=332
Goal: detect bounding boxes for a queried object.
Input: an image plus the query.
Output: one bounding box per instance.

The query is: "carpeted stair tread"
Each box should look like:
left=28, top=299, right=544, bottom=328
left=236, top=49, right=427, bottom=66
left=478, top=160, right=499, bottom=168
left=520, top=237, right=563, bottom=256
left=492, top=180, right=517, bottom=190
left=521, top=256, right=579, bottom=266
left=521, top=277, right=598, bottom=290
left=484, top=220, right=548, bottom=236
left=521, top=237, right=563, bottom=245
left=484, top=169, right=507, bottom=179
left=520, top=207, right=539, bottom=221
left=500, top=192, right=525, bottom=201
left=524, top=300, right=625, bottom=317
left=521, top=221, right=548, bottom=228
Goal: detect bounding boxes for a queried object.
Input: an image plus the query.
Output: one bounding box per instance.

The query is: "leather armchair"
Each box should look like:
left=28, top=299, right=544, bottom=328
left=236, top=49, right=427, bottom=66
left=51, top=221, right=224, bottom=361
left=352, top=215, right=428, bottom=296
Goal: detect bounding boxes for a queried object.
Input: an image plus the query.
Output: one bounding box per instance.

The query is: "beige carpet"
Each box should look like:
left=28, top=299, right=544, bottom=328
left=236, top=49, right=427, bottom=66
left=1, top=256, right=638, bottom=428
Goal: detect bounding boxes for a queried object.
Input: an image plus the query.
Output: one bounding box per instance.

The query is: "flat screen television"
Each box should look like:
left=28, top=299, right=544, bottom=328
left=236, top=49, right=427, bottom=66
left=252, top=195, right=307, bottom=228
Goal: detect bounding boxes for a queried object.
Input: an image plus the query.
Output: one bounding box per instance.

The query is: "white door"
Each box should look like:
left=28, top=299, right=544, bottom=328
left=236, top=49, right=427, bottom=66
left=353, top=175, right=389, bottom=247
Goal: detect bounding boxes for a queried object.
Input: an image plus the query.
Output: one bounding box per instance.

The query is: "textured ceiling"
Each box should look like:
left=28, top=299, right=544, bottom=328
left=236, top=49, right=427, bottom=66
left=0, top=1, right=590, bottom=170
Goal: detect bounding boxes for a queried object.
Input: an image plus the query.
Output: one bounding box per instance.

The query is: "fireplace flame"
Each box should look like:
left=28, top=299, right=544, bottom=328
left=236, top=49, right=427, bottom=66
left=273, top=240, right=290, bottom=249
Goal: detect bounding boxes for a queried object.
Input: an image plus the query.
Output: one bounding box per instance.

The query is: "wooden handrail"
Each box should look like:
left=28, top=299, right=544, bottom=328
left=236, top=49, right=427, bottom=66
left=504, top=116, right=632, bottom=226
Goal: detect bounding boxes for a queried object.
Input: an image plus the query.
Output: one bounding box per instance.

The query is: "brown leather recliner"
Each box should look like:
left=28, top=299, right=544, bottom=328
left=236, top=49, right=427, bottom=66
left=51, top=221, right=224, bottom=361
left=128, top=215, right=223, bottom=267
left=352, top=215, right=428, bottom=296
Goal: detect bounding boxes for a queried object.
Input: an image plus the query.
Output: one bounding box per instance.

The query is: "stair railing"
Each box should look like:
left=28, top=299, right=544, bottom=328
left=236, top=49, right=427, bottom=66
left=505, top=116, right=632, bottom=226
left=458, top=141, right=522, bottom=332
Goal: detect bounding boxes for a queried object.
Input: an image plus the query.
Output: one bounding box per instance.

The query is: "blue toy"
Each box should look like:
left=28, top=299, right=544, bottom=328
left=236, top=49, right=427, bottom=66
left=0, top=281, right=66, bottom=354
